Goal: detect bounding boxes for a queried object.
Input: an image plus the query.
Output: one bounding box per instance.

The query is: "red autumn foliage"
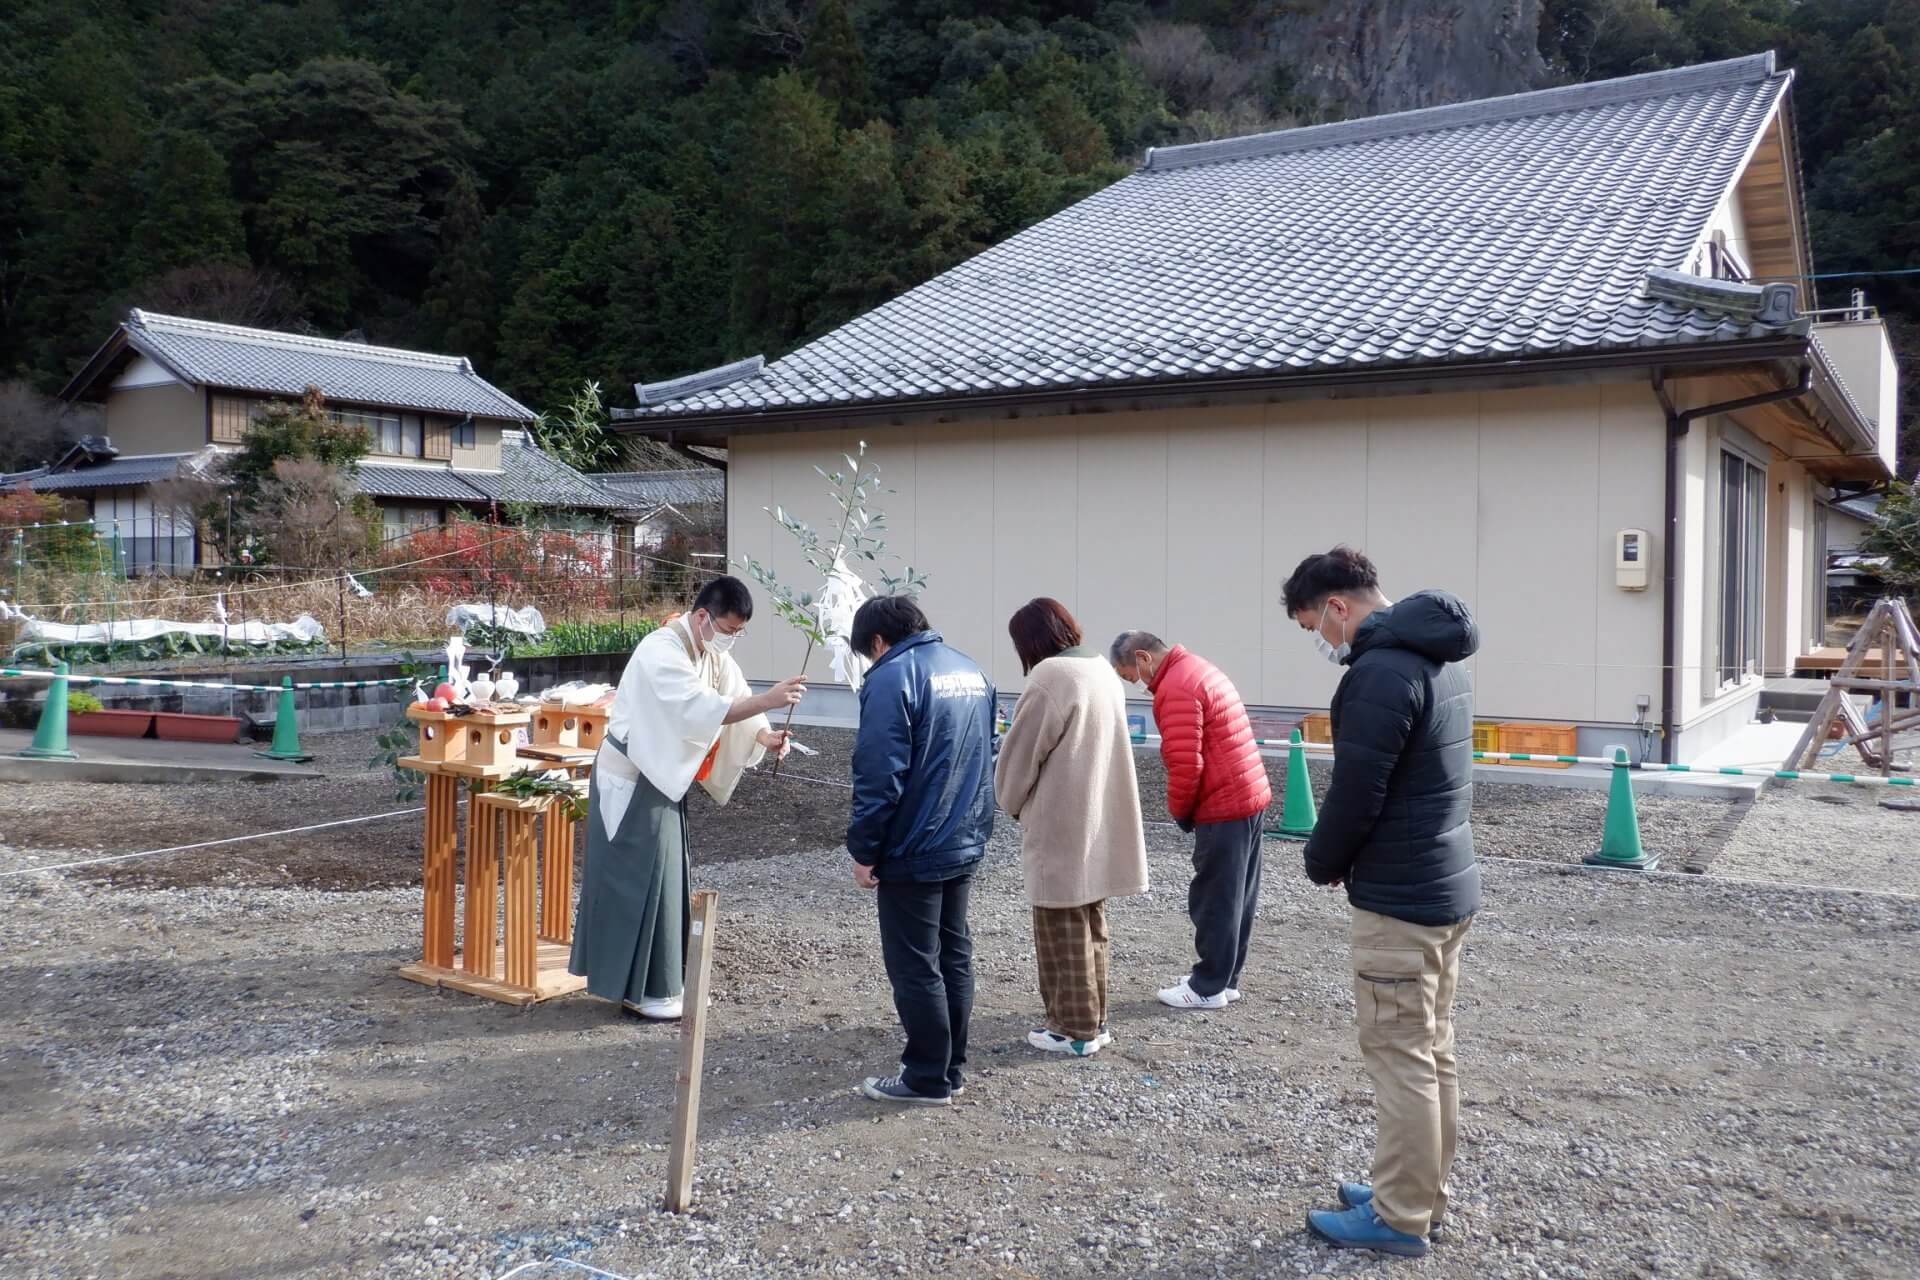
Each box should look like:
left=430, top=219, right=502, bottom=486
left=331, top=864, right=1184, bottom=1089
left=375, top=517, right=613, bottom=611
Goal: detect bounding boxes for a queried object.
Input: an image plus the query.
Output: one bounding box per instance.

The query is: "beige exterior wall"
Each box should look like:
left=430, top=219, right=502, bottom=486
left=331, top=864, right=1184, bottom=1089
left=728, top=381, right=1674, bottom=728
left=1763, top=457, right=1814, bottom=676
left=102, top=384, right=206, bottom=454
left=1815, top=318, right=1900, bottom=474
left=452, top=419, right=506, bottom=472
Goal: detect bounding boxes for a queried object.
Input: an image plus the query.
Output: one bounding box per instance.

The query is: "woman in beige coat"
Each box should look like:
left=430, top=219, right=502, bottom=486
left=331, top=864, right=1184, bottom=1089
left=994, top=597, right=1150, bottom=1057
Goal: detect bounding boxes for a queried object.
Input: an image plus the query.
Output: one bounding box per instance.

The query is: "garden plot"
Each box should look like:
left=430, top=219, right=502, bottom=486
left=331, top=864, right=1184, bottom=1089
left=2, top=731, right=1918, bottom=1279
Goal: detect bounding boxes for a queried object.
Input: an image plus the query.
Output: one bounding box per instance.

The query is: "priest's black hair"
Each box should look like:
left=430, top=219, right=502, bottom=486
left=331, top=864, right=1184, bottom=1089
left=692, top=575, right=754, bottom=622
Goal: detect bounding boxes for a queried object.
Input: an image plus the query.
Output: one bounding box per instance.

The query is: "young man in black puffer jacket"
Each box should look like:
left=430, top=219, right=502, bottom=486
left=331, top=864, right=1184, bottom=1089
left=1283, top=546, right=1481, bottom=1260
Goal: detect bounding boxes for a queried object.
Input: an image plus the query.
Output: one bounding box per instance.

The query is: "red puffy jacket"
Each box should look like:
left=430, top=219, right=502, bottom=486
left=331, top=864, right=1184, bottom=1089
left=1150, top=645, right=1272, bottom=826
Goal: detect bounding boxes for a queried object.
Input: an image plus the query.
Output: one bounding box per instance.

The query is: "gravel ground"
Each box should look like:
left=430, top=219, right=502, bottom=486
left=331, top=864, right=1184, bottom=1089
left=3, top=728, right=1917, bottom=1279
left=1711, top=729, right=1920, bottom=896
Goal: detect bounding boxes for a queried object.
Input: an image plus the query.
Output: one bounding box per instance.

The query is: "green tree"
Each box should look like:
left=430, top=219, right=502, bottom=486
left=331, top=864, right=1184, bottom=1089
left=1860, top=481, right=1920, bottom=601
left=204, top=387, right=371, bottom=565
left=802, top=0, right=874, bottom=125
left=126, top=129, right=246, bottom=281
left=421, top=172, right=496, bottom=367
left=183, top=57, right=474, bottom=326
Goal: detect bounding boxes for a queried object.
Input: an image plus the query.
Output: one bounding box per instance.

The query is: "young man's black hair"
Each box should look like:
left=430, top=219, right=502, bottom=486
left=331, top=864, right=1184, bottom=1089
left=850, top=595, right=931, bottom=658
left=692, top=575, right=755, bottom=621
left=1282, top=546, right=1382, bottom=618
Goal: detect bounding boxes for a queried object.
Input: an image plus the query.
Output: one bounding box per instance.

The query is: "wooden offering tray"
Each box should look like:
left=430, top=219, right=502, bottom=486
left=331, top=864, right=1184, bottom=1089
left=517, top=743, right=598, bottom=772
left=531, top=701, right=611, bottom=752
left=405, top=705, right=532, bottom=778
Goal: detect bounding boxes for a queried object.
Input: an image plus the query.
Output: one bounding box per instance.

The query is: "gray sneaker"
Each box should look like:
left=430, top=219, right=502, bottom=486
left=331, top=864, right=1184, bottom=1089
left=860, top=1074, right=949, bottom=1106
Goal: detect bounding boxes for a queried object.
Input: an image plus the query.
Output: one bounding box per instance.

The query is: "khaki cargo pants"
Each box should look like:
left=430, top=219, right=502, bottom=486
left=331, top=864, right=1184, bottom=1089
left=1351, top=906, right=1474, bottom=1237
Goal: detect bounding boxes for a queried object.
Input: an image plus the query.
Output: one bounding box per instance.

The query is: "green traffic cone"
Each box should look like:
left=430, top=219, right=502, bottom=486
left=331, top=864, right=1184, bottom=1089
left=1266, top=728, right=1317, bottom=841
left=1584, top=747, right=1657, bottom=871
left=255, top=675, right=313, bottom=762
left=20, top=660, right=78, bottom=759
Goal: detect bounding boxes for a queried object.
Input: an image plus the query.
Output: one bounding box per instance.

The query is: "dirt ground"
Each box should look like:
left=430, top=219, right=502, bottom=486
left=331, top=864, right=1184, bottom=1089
left=2, top=729, right=1917, bottom=1279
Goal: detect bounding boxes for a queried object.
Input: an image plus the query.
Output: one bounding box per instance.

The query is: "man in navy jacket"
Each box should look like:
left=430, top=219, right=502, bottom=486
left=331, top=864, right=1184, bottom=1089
left=846, top=596, right=996, bottom=1106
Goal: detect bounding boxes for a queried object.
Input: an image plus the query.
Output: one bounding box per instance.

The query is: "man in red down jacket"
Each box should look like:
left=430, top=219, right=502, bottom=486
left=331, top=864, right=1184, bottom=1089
left=1110, top=632, right=1273, bottom=1010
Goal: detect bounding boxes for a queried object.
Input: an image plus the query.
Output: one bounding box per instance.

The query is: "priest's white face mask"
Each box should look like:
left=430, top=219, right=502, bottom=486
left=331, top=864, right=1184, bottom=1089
left=691, top=609, right=746, bottom=657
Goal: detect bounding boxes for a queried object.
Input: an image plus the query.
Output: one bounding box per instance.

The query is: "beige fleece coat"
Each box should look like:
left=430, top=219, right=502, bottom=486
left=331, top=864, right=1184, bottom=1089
left=994, top=650, right=1150, bottom=909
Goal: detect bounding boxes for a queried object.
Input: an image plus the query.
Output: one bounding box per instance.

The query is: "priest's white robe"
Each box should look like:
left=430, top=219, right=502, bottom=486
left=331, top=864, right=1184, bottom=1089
left=569, top=619, right=768, bottom=1006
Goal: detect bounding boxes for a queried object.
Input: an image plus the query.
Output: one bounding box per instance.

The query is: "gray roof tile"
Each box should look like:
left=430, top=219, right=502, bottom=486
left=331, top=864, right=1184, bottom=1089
left=29, top=454, right=192, bottom=491
left=122, top=312, right=535, bottom=421
left=354, top=464, right=490, bottom=502
left=591, top=468, right=725, bottom=508
left=459, top=432, right=631, bottom=510
left=633, top=54, right=1799, bottom=421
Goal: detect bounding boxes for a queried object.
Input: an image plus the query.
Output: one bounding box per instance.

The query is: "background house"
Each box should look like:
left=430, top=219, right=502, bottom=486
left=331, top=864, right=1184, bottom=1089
left=37, top=311, right=634, bottom=569
left=617, top=54, right=1899, bottom=764
left=590, top=467, right=727, bottom=598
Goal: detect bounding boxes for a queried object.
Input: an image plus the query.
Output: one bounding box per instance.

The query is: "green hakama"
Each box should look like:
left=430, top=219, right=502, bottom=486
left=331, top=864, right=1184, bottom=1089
left=569, top=735, right=691, bottom=1003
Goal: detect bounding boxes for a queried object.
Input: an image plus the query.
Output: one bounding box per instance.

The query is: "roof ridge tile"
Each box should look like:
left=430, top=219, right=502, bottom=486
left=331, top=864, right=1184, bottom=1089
left=129, top=310, right=469, bottom=371
left=1142, top=53, right=1778, bottom=173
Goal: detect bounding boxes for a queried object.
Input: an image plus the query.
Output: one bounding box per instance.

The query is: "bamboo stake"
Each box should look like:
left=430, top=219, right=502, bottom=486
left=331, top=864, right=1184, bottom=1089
left=666, top=889, right=719, bottom=1213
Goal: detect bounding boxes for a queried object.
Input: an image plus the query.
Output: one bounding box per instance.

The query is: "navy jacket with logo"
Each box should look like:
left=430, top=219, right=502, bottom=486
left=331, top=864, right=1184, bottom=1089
left=847, top=630, right=996, bottom=881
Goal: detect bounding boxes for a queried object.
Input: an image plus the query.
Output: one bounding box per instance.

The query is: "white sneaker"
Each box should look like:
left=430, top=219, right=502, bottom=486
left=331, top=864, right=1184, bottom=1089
left=625, top=995, right=683, bottom=1020
left=1027, top=1028, right=1102, bottom=1056
left=1226, top=988, right=1243, bottom=1004
left=1157, top=978, right=1229, bottom=1010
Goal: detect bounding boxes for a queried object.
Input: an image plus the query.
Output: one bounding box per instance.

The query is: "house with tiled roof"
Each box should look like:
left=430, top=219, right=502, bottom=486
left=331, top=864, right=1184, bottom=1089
left=46, top=311, right=636, bottom=569
left=615, top=53, right=1900, bottom=763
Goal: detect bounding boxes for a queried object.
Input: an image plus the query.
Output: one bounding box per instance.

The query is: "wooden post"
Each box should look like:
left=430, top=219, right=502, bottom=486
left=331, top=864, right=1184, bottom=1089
left=666, top=889, right=719, bottom=1213
left=1884, top=623, right=1896, bottom=772
left=421, top=773, right=458, bottom=968
left=464, top=788, right=499, bottom=977
left=541, top=806, right=576, bottom=943
left=503, top=808, right=539, bottom=989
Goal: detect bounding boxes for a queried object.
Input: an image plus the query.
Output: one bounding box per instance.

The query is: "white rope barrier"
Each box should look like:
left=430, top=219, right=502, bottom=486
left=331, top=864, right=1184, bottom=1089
left=1129, top=732, right=1915, bottom=788
left=0, top=809, right=424, bottom=878
left=493, top=1259, right=637, bottom=1280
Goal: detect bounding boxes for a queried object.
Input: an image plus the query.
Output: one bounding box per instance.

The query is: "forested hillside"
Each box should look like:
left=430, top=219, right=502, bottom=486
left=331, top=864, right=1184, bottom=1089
left=1, top=1, right=1915, bottom=463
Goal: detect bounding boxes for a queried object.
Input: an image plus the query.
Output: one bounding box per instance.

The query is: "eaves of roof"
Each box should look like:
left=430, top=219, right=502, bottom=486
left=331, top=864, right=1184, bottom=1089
left=619, top=334, right=1817, bottom=442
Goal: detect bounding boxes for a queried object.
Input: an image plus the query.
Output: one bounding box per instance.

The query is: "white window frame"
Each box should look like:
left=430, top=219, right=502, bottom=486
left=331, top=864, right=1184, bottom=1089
left=1712, top=439, right=1769, bottom=692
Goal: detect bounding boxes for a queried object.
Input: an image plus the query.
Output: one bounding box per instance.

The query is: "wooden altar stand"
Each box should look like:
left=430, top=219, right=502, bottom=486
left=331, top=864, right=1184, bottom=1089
left=397, top=705, right=589, bottom=1006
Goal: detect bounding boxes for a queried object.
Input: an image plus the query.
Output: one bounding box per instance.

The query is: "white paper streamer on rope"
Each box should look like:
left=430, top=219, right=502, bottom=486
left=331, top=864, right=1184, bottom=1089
left=815, top=556, right=870, bottom=690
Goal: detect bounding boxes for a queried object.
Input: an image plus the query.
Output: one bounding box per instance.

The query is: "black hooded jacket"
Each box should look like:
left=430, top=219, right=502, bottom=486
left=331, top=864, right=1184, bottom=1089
left=1304, top=591, right=1482, bottom=926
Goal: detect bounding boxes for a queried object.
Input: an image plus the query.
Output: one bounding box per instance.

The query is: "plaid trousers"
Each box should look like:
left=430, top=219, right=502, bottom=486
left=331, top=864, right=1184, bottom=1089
left=1032, top=902, right=1109, bottom=1041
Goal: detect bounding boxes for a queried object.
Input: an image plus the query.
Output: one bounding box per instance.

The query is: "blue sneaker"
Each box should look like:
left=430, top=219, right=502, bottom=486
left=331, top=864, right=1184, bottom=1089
left=1306, top=1203, right=1430, bottom=1258
left=1338, top=1183, right=1446, bottom=1233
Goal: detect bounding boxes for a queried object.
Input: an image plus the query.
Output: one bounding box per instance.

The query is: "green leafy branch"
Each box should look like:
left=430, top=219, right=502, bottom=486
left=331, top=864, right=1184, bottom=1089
left=492, top=770, right=590, bottom=821
left=733, top=440, right=929, bottom=776
left=367, top=649, right=427, bottom=801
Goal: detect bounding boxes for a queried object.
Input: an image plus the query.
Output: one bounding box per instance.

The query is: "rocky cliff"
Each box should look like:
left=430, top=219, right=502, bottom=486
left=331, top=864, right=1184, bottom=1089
left=1267, top=0, right=1552, bottom=117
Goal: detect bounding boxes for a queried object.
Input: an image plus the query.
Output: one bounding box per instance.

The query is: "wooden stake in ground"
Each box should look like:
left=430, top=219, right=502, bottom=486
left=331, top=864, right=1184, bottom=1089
left=666, top=889, right=719, bottom=1213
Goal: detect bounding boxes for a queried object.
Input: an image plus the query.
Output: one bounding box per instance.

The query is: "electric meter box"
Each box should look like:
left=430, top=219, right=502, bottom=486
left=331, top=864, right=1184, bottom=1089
left=1615, top=529, right=1649, bottom=590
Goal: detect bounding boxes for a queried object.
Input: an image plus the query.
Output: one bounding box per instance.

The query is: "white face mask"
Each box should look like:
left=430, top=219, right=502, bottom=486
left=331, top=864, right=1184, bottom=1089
left=1313, top=610, right=1350, bottom=665
left=689, top=612, right=739, bottom=657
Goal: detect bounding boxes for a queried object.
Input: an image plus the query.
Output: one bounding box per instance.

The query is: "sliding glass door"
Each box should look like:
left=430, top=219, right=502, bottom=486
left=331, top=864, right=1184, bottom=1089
left=1717, top=450, right=1767, bottom=686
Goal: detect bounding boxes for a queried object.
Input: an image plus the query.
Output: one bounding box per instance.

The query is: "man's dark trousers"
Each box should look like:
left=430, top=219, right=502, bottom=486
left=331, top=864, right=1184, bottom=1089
left=1188, top=813, right=1265, bottom=997
left=875, top=874, right=974, bottom=1098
